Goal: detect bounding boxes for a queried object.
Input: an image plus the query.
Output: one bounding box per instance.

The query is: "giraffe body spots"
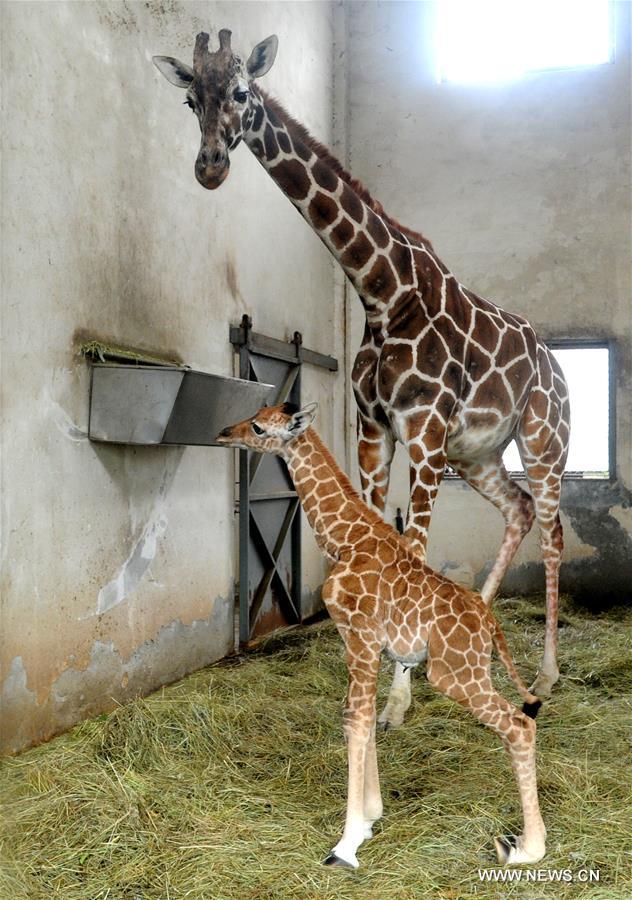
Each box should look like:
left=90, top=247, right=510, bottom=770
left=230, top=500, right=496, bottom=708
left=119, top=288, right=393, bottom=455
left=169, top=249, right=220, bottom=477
left=309, top=192, right=339, bottom=229
left=271, top=159, right=311, bottom=200
left=331, top=217, right=356, bottom=250
left=277, top=130, right=291, bottom=153
left=313, top=158, right=338, bottom=192
left=390, top=241, right=414, bottom=284
left=341, top=184, right=364, bottom=223
left=264, top=124, right=279, bottom=159
left=362, top=255, right=397, bottom=303
left=341, top=232, right=375, bottom=270
left=366, top=210, right=390, bottom=248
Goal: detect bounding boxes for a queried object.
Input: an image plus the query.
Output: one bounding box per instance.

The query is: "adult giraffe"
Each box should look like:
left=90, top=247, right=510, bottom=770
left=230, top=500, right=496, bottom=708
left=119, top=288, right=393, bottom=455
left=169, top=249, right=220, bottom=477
left=153, top=30, right=570, bottom=706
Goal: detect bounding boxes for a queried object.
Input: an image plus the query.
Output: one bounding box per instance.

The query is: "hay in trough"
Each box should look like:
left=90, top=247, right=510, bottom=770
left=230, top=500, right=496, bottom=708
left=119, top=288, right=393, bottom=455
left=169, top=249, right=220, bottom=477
left=1, top=595, right=631, bottom=899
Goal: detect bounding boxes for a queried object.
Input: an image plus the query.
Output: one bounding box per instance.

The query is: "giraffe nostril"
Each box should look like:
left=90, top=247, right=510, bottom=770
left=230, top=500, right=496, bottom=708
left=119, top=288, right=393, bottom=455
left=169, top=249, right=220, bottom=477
left=211, top=148, right=225, bottom=167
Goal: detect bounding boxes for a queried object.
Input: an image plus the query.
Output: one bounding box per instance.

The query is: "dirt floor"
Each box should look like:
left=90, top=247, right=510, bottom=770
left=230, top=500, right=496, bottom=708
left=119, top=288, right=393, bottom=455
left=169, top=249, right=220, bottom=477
left=1, top=594, right=631, bottom=899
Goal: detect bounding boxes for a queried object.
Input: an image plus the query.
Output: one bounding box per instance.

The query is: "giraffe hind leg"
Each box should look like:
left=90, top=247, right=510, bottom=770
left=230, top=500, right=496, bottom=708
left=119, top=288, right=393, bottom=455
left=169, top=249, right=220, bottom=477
left=517, top=354, right=570, bottom=697
left=426, top=633, right=546, bottom=865
left=521, top=457, right=563, bottom=698
left=450, top=455, right=535, bottom=605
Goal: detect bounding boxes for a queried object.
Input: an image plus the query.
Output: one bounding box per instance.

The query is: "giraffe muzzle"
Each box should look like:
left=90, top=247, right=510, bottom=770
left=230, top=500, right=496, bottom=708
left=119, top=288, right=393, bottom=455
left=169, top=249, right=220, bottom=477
left=215, top=426, right=235, bottom=443
left=195, top=146, right=230, bottom=190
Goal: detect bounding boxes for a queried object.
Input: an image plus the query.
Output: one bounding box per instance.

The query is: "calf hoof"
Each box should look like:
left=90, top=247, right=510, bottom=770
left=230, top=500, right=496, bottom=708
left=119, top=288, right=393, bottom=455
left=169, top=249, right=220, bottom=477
left=323, top=852, right=358, bottom=869
left=495, top=835, right=545, bottom=866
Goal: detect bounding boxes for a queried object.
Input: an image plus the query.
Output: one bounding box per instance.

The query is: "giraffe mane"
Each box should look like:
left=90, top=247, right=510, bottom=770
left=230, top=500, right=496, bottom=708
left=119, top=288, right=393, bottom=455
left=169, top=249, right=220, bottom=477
left=306, top=429, right=391, bottom=531
left=310, top=432, right=431, bottom=567
left=258, top=89, right=433, bottom=250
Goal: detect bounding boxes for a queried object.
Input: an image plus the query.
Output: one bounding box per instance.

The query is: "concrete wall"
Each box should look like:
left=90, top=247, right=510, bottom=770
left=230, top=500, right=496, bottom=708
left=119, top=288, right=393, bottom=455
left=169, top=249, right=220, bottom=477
left=344, top=1, right=631, bottom=601
left=3, top=0, right=630, bottom=755
left=0, top=0, right=345, bottom=754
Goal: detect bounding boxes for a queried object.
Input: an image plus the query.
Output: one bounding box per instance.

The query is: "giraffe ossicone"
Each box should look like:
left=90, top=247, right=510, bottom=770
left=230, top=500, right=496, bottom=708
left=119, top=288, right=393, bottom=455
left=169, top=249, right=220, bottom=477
left=153, top=28, right=569, bottom=712
left=216, top=403, right=547, bottom=869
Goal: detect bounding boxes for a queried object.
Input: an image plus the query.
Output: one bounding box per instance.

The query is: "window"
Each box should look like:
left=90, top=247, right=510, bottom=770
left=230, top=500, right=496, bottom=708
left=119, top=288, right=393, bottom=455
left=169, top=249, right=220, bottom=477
left=435, top=0, right=613, bottom=84
left=502, top=344, right=612, bottom=478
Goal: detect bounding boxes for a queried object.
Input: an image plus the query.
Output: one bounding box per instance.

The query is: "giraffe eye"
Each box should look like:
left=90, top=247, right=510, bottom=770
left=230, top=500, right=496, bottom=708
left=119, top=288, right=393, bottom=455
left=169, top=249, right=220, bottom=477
left=184, top=98, right=196, bottom=111
left=252, top=422, right=265, bottom=436
left=233, top=89, right=249, bottom=104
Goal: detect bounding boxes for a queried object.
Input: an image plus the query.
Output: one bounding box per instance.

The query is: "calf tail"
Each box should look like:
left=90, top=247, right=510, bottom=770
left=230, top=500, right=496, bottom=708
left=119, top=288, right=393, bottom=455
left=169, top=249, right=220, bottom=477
left=491, top=619, right=542, bottom=718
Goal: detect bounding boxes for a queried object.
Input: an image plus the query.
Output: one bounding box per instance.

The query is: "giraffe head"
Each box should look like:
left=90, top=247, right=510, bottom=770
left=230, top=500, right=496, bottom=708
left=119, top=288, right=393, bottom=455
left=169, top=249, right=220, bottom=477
left=153, top=29, right=277, bottom=190
left=216, top=402, right=318, bottom=453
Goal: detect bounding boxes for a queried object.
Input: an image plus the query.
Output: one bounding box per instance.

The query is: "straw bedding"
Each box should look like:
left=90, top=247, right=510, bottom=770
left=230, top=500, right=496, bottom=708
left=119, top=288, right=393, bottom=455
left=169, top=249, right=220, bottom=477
left=1, top=595, right=631, bottom=899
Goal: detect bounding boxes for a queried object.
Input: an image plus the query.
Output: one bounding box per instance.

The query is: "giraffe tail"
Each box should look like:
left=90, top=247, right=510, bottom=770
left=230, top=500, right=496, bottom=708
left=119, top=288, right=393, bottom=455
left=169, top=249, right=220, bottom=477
left=490, top=618, right=542, bottom=718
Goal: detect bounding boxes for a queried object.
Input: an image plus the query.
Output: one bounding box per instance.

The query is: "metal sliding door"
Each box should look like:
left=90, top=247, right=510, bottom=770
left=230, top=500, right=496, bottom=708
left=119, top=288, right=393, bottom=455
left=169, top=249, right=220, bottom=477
left=230, top=316, right=337, bottom=645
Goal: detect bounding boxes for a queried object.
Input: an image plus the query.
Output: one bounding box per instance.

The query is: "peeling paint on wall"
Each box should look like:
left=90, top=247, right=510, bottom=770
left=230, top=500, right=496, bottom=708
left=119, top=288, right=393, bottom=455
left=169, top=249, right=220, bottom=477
left=1, top=597, right=233, bottom=755
left=97, top=516, right=168, bottom=614
left=95, top=454, right=179, bottom=615
left=48, top=394, right=89, bottom=442
left=491, top=481, right=632, bottom=606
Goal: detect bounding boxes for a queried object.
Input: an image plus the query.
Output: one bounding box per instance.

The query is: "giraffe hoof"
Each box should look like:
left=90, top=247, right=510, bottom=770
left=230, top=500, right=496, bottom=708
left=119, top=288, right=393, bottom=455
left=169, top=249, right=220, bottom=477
left=377, top=708, right=405, bottom=730
left=529, top=671, right=559, bottom=699
left=323, top=852, right=358, bottom=869
left=494, top=834, right=546, bottom=866
left=494, top=835, right=517, bottom=865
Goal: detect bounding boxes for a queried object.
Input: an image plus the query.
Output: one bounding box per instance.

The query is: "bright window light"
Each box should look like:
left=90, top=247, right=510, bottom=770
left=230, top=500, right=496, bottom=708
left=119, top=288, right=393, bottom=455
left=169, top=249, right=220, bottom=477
left=503, top=346, right=610, bottom=477
left=436, top=0, right=613, bottom=84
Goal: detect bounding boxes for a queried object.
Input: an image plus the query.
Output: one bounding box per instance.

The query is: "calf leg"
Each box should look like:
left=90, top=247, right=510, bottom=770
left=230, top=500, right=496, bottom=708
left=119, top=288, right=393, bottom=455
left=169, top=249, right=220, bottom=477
left=363, top=723, right=383, bottom=838
left=427, top=641, right=546, bottom=864
left=324, top=640, right=381, bottom=869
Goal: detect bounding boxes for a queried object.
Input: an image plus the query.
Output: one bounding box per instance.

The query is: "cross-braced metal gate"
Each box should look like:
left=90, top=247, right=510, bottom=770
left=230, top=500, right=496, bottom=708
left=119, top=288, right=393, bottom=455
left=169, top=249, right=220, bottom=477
left=230, top=315, right=338, bottom=646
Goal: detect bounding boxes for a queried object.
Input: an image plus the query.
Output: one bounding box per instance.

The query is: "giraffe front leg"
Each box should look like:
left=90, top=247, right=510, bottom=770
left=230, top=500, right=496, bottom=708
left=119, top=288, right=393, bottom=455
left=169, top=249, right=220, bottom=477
left=403, top=430, right=447, bottom=549
left=357, top=411, right=395, bottom=516
left=362, top=724, right=383, bottom=838
left=324, top=647, right=380, bottom=869
left=379, top=427, right=446, bottom=730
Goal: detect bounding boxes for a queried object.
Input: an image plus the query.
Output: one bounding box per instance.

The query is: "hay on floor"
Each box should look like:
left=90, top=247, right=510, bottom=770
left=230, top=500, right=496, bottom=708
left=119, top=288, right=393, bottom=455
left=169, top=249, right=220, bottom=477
left=1, top=595, right=631, bottom=899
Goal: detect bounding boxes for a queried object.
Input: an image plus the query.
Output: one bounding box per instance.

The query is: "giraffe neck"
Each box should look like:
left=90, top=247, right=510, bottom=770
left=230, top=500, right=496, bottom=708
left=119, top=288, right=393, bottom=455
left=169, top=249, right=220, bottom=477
left=284, top=428, right=378, bottom=557
left=244, top=88, right=416, bottom=322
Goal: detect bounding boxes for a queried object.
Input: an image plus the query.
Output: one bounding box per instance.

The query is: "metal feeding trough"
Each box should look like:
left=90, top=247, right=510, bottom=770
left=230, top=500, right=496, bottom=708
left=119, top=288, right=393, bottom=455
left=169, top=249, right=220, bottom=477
left=88, top=363, right=274, bottom=446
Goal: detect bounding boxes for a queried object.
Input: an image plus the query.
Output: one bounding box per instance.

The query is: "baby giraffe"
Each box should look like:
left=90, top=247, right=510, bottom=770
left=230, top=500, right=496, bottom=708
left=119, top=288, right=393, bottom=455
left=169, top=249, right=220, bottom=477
left=216, top=402, right=546, bottom=870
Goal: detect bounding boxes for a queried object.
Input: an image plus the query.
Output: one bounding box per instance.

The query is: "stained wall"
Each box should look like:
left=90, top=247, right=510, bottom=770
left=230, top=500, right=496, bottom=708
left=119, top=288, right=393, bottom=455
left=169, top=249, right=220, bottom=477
left=0, top=0, right=344, bottom=754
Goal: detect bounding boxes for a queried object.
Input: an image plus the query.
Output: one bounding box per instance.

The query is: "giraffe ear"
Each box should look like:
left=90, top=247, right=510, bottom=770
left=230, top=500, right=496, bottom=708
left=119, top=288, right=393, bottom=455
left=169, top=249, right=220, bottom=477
left=153, top=56, right=194, bottom=88
left=287, top=402, right=318, bottom=436
left=247, top=35, right=278, bottom=79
